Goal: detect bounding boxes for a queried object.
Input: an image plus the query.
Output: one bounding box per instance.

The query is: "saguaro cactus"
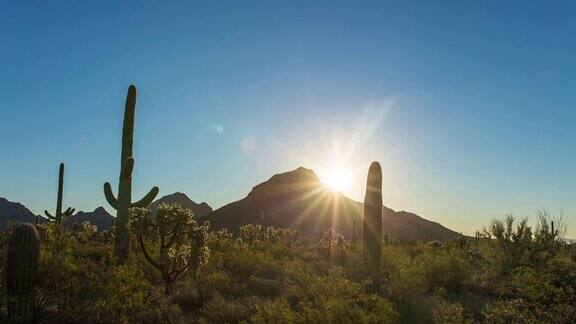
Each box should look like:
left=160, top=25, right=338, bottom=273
left=104, top=85, right=159, bottom=262
left=6, top=223, right=41, bottom=322
left=363, top=161, right=382, bottom=283
left=44, top=163, right=75, bottom=223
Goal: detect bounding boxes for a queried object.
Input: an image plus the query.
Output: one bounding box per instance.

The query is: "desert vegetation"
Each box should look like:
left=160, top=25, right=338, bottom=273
left=1, top=209, right=574, bottom=323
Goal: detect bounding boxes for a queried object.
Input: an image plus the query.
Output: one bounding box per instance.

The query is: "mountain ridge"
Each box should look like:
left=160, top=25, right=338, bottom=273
left=1, top=167, right=460, bottom=241
left=200, top=167, right=461, bottom=241
left=149, top=192, right=213, bottom=218
left=64, top=207, right=114, bottom=229
left=0, top=197, right=40, bottom=229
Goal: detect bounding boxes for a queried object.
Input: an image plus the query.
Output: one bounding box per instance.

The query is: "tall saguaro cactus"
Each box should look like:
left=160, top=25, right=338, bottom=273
left=363, top=161, right=382, bottom=283
left=104, top=85, right=159, bottom=262
left=6, top=223, right=41, bottom=322
left=44, top=163, right=75, bottom=223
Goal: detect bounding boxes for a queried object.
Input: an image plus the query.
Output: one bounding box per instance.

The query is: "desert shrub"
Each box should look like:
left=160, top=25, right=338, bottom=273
left=197, top=270, right=233, bottom=301
left=480, top=215, right=533, bottom=281
left=480, top=212, right=567, bottom=282
left=379, top=245, right=478, bottom=322
left=489, top=264, right=576, bottom=322
left=426, top=288, right=473, bottom=324
left=199, top=294, right=251, bottom=323
left=482, top=299, right=538, bottom=323
left=412, top=247, right=474, bottom=292
left=234, top=275, right=282, bottom=298
left=249, top=298, right=296, bottom=323
left=221, top=244, right=283, bottom=280
left=297, top=294, right=399, bottom=324
left=199, top=295, right=297, bottom=323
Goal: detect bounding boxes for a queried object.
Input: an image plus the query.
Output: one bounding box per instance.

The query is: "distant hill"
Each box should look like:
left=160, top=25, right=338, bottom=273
left=64, top=207, right=114, bottom=230
left=0, top=197, right=115, bottom=230
left=0, top=197, right=40, bottom=229
left=200, top=167, right=460, bottom=242
left=149, top=192, right=213, bottom=218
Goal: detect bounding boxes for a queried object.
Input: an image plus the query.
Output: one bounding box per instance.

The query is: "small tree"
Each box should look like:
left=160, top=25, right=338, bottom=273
left=129, top=204, right=210, bottom=294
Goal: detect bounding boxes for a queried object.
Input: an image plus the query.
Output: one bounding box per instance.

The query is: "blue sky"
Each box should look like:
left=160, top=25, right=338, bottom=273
left=1, top=1, right=575, bottom=237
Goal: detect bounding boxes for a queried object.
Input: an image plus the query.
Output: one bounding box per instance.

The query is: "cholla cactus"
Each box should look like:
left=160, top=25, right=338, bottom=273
left=208, top=228, right=233, bottom=250
left=337, top=234, right=349, bottom=263
left=318, top=227, right=344, bottom=262
left=279, top=228, right=299, bottom=247
left=238, top=224, right=283, bottom=244
left=44, top=163, right=75, bottom=224
left=363, top=161, right=382, bottom=283
left=129, top=204, right=209, bottom=294
left=6, top=223, right=40, bottom=322
left=104, top=85, right=159, bottom=262
left=238, top=224, right=262, bottom=243
left=72, top=221, right=98, bottom=244
left=98, top=228, right=114, bottom=245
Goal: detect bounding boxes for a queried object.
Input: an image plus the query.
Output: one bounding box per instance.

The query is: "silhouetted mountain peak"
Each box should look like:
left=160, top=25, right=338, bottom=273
left=149, top=192, right=213, bottom=218
left=0, top=197, right=28, bottom=211
left=203, top=167, right=460, bottom=241
left=93, top=206, right=108, bottom=213
left=248, top=167, right=322, bottom=199
left=64, top=207, right=114, bottom=229
left=166, top=192, right=189, bottom=199
left=0, top=197, right=39, bottom=229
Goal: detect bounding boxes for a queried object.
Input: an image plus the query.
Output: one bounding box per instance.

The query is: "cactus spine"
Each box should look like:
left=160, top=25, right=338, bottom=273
left=363, top=161, right=382, bottom=283
left=6, top=224, right=40, bottom=322
left=44, top=162, right=75, bottom=223
left=104, top=85, right=159, bottom=262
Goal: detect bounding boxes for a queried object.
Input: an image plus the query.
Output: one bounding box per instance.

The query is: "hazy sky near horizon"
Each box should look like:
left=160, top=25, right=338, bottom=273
left=1, top=1, right=576, bottom=237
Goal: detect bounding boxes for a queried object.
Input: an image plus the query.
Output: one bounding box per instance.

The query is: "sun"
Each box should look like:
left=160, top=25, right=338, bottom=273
left=320, top=163, right=352, bottom=193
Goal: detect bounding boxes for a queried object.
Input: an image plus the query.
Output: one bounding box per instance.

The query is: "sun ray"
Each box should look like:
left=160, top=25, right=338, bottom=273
left=287, top=189, right=330, bottom=229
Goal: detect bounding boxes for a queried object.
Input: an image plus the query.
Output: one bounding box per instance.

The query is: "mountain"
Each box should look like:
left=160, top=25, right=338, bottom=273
left=64, top=207, right=114, bottom=230
left=149, top=192, right=212, bottom=218
left=200, top=167, right=460, bottom=242
left=0, top=197, right=41, bottom=229
left=0, top=197, right=114, bottom=230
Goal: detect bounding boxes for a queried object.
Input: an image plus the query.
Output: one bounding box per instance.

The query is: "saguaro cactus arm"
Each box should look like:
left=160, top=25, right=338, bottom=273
left=103, top=182, right=119, bottom=209
left=103, top=176, right=159, bottom=210
left=132, top=186, right=160, bottom=208
left=44, top=210, right=54, bottom=220
left=62, top=207, right=75, bottom=217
